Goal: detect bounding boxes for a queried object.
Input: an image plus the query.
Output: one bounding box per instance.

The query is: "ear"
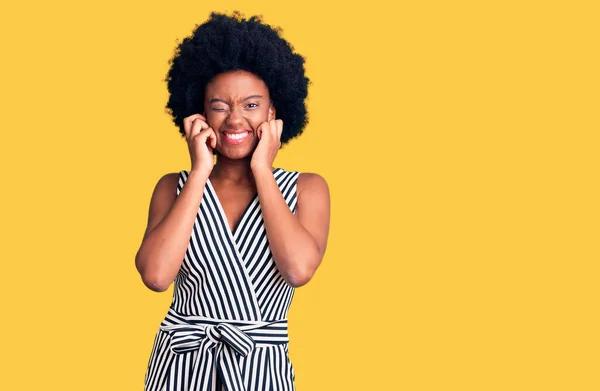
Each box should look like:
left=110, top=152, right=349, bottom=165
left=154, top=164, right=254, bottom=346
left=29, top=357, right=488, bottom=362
left=268, top=104, right=276, bottom=121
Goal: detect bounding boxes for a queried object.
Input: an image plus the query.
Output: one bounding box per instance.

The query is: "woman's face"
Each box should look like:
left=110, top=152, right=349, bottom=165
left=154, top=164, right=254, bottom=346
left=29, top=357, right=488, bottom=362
left=204, top=70, right=275, bottom=160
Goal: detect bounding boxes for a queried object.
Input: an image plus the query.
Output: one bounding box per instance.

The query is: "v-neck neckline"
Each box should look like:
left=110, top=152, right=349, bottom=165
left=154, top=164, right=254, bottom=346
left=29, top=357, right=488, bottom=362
left=206, top=168, right=280, bottom=238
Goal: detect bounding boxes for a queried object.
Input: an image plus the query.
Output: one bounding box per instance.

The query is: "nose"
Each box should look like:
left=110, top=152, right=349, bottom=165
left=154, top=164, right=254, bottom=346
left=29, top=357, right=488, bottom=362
left=225, top=107, right=245, bottom=128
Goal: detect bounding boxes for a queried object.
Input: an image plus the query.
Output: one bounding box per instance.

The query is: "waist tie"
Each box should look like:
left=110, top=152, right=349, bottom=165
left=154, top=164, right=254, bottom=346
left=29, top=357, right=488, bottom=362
left=160, top=308, right=289, bottom=391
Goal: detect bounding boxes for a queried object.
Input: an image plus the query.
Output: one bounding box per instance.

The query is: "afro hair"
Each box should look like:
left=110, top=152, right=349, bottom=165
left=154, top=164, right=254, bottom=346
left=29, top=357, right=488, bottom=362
left=165, top=11, right=310, bottom=145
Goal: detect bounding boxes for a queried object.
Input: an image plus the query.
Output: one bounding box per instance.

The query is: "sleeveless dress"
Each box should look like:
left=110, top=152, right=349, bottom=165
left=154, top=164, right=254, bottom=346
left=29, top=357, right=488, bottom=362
left=144, top=168, right=299, bottom=391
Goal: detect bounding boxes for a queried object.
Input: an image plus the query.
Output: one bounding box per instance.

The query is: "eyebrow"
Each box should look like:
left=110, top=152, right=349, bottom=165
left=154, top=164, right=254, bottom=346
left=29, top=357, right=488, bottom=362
left=209, top=95, right=264, bottom=104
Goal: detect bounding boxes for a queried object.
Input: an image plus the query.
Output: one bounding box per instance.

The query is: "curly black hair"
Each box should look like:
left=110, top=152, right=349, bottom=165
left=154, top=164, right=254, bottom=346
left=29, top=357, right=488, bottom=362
left=165, top=11, right=310, bottom=145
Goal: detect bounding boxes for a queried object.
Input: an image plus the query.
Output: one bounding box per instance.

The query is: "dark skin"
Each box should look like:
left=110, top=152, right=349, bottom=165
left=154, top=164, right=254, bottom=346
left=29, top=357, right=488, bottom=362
left=135, top=70, right=330, bottom=290
left=202, top=70, right=277, bottom=233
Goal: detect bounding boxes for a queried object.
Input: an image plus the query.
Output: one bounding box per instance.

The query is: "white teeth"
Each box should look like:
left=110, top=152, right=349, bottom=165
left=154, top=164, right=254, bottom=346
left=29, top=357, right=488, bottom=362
left=225, top=132, right=249, bottom=140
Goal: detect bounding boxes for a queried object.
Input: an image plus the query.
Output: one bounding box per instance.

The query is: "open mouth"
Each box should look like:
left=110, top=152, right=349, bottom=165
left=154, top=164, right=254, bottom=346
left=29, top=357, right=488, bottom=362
left=222, top=130, right=252, bottom=145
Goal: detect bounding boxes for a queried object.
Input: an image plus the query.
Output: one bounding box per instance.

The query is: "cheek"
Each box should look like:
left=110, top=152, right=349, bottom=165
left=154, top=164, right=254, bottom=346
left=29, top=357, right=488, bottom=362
left=206, top=113, right=225, bottom=130
left=248, top=108, right=270, bottom=128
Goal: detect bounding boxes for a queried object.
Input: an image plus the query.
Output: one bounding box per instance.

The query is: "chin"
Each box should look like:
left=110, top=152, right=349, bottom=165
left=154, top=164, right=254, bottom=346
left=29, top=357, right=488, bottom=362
left=215, top=144, right=257, bottom=160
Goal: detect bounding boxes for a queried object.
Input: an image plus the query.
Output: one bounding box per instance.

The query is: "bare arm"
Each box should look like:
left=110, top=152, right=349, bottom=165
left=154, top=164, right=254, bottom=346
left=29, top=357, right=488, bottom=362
left=135, top=114, right=217, bottom=292
left=253, top=168, right=331, bottom=287
left=135, top=170, right=210, bottom=292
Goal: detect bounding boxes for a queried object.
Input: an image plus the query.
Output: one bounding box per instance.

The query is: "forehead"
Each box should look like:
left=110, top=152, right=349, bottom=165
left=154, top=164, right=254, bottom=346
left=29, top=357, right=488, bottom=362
left=205, top=70, right=270, bottom=99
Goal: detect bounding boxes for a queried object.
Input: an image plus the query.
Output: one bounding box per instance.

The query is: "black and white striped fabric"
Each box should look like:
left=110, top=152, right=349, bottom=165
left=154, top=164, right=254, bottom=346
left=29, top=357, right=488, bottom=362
left=145, top=168, right=300, bottom=391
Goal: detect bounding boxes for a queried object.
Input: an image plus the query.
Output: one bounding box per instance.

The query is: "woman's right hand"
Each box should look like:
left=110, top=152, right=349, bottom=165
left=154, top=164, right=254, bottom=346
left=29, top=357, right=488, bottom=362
left=183, top=114, right=217, bottom=176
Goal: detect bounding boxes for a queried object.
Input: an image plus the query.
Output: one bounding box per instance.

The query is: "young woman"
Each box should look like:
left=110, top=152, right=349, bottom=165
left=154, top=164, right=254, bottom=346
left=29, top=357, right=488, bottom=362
left=135, top=12, right=330, bottom=391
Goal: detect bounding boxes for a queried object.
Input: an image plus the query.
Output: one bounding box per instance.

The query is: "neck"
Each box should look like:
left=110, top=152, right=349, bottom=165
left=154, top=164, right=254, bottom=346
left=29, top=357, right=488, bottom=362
left=211, top=155, right=256, bottom=185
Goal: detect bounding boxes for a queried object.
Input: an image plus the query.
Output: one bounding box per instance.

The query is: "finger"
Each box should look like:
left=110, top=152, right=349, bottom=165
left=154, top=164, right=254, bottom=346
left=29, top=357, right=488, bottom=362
left=205, top=128, right=217, bottom=149
left=184, top=114, right=206, bottom=123
left=183, top=114, right=205, bottom=139
left=275, top=119, right=283, bottom=141
left=257, top=121, right=268, bottom=140
left=269, top=119, right=278, bottom=141
left=189, top=118, right=209, bottom=140
left=260, top=120, right=271, bottom=140
left=193, top=127, right=216, bottom=149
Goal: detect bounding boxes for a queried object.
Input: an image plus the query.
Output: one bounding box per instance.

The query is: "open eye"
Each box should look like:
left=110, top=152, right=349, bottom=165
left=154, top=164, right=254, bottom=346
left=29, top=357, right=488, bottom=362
left=246, top=103, right=259, bottom=109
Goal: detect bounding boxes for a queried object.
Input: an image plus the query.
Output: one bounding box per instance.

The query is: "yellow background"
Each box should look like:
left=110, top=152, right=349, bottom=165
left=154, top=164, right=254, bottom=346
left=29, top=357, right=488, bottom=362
left=1, top=0, right=598, bottom=389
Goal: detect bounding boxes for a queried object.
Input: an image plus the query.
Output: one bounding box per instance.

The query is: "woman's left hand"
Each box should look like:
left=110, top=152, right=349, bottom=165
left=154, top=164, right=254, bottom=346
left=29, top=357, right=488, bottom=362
left=251, top=119, right=283, bottom=171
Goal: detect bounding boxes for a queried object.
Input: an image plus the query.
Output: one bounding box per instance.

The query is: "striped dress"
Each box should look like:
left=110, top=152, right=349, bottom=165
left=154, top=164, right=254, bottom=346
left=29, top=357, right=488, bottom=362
left=144, top=168, right=300, bottom=391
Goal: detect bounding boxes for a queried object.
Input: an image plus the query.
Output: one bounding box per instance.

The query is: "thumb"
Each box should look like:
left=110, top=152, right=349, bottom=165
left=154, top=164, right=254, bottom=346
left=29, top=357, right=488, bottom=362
left=257, top=122, right=268, bottom=140
left=207, top=129, right=217, bottom=149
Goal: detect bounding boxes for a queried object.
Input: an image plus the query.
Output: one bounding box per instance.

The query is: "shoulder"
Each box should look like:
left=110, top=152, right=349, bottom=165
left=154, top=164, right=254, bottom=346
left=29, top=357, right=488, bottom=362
left=152, top=172, right=181, bottom=198
left=157, top=171, right=180, bottom=188
left=142, top=172, right=182, bottom=240
left=297, top=172, right=330, bottom=199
